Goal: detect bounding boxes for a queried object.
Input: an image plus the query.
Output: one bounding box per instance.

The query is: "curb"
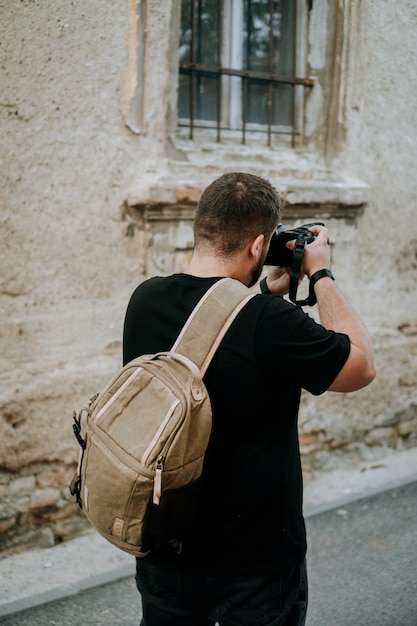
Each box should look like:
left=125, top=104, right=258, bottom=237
left=0, top=565, right=134, bottom=618
left=1, top=450, right=417, bottom=618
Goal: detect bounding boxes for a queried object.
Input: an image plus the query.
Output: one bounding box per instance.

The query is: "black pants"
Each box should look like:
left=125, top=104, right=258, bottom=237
left=136, top=557, right=308, bottom=626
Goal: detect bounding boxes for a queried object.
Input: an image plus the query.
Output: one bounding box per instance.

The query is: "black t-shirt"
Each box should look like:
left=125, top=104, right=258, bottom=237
left=123, top=274, right=350, bottom=574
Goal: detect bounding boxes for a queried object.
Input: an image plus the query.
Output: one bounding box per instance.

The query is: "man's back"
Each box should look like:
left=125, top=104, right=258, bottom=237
left=123, top=273, right=349, bottom=574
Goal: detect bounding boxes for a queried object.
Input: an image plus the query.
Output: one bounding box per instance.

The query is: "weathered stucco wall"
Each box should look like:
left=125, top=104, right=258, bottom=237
left=297, top=0, right=417, bottom=468
left=0, top=0, right=143, bottom=550
left=0, top=0, right=416, bottom=554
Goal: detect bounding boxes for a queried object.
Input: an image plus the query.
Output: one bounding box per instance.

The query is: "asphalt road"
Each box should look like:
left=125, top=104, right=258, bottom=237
left=1, top=480, right=416, bottom=626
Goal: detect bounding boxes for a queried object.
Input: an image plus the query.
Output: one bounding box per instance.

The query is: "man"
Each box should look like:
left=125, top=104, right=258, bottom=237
left=123, top=172, right=376, bottom=626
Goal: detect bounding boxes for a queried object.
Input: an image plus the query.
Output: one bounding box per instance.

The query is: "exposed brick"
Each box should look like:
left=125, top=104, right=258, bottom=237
left=9, top=475, right=36, bottom=496
left=398, top=418, right=417, bottom=437
left=175, top=184, right=204, bottom=204
left=365, top=427, right=396, bottom=447
left=50, top=502, right=79, bottom=522
left=398, top=321, right=417, bottom=336
left=299, top=432, right=319, bottom=447
left=30, top=488, right=60, bottom=512
left=0, top=517, right=16, bottom=535
left=36, top=469, right=69, bottom=489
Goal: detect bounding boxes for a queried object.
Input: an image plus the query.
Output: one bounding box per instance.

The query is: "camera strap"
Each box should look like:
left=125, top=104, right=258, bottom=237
left=289, top=237, right=317, bottom=307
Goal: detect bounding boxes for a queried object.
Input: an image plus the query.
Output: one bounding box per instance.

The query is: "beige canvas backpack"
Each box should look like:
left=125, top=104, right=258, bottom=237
left=70, top=278, right=254, bottom=557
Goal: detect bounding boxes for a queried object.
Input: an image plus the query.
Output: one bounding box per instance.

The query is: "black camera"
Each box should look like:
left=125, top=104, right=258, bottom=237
left=264, top=223, right=324, bottom=267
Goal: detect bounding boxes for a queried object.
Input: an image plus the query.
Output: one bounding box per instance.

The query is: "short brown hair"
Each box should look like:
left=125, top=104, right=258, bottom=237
left=194, top=172, right=283, bottom=256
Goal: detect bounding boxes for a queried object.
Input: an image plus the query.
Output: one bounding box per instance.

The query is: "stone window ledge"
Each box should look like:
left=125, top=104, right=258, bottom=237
left=121, top=145, right=369, bottom=275
left=125, top=143, right=369, bottom=222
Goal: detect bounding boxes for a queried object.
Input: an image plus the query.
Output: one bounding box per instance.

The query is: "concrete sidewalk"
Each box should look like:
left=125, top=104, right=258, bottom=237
left=1, top=447, right=417, bottom=618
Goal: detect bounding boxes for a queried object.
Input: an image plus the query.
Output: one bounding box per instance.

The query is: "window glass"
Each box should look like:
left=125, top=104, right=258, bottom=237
left=244, top=0, right=295, bottom=126
left=179, top=0, right=221, bottom=121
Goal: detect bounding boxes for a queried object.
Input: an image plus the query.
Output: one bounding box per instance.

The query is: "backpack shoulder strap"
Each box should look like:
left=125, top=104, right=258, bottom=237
left=171, top=278, right=255, bottom=375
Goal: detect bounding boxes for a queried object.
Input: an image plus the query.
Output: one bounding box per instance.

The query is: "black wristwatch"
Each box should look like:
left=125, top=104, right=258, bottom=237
left=308, top=269, right=334, bottom=305
left=309, top=269, right=334, bottom=290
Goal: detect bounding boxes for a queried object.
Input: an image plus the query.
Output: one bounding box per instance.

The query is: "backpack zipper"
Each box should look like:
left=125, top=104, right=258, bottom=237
left=140, top=399, right=181, bottom=466
left=153, top=454, right=164, bottom=505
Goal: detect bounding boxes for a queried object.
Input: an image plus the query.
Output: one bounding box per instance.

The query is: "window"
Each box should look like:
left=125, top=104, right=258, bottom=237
left=178, top=0, right=313, bottom=147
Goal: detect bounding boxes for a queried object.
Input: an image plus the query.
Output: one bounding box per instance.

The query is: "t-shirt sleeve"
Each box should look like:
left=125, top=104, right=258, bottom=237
left=255, top=297, right=351, bottom=396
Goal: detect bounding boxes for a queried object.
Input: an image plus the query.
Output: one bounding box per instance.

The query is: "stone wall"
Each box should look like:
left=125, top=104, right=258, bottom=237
left=1, top=0, right=416, bottom=554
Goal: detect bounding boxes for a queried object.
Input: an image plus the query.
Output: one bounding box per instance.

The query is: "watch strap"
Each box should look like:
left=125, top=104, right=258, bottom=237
left=260, top=276, right=272, bottom=294
left=308, top=269, right=334, bottom=305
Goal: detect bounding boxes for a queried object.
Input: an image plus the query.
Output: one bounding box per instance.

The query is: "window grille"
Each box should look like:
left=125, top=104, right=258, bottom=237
left=178, top=0, right=314, bottom=147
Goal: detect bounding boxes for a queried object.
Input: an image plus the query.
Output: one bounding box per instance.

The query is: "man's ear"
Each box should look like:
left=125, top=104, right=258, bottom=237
left=249, top=234, right=265, bottom=260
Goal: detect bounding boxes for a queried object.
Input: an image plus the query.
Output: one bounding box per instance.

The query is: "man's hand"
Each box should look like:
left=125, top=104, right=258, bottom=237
left=264, top=265, right=292, bottom=295
left=300, top=225, right=331, bottom=278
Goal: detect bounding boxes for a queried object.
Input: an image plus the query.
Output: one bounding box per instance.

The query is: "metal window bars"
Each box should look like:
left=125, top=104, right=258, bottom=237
left=178, top=0, right=314, bottom=148
left=179, top=61, right=314, bottom=147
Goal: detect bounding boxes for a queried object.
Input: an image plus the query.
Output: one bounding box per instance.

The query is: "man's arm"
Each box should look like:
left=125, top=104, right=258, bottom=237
left=264, top=225, right=376, bottom=392
left=301, top=225, right=376, bottom=392
left=312, top=276, right=376, bottom=391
